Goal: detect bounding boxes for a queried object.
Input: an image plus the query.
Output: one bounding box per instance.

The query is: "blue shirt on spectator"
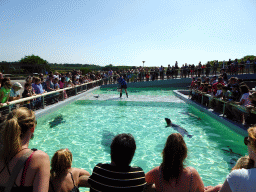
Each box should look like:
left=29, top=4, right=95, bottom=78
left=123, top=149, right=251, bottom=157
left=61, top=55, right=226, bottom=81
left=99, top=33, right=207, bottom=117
left=32, top=83, right=44, bottom=94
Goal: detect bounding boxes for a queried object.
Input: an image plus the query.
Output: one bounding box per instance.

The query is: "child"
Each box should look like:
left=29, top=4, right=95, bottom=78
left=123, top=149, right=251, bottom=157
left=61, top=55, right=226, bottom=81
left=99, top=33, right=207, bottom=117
left=214, top=83, right=223, bottom=98
left=22, top=83, right=36, bottom=109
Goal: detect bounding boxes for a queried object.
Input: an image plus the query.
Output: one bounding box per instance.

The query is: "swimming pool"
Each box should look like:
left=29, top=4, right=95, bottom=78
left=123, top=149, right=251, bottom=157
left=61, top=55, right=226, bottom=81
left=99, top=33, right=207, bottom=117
left=32, top=87, right=247, bottom=187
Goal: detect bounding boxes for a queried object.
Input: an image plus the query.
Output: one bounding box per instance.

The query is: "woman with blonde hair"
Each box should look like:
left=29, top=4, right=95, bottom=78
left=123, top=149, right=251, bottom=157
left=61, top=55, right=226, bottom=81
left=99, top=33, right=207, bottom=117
left=216, top=127, right=256, bottom=192
left=49, top=149, right=90, bottom=192
left=145, top=133, right=204, bottom=192
left=0, top=107, right=50, bottom=191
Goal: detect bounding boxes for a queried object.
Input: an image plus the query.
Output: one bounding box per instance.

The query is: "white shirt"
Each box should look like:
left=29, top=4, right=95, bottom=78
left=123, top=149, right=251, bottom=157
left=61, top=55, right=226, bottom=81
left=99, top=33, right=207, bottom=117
left=227, top=168, right=256, bottom=192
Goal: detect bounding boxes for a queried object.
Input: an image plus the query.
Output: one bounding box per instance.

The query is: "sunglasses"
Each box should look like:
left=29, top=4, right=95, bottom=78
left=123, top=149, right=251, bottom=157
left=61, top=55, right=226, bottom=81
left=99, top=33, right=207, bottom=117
left=244, top=136, right=250, bottom=146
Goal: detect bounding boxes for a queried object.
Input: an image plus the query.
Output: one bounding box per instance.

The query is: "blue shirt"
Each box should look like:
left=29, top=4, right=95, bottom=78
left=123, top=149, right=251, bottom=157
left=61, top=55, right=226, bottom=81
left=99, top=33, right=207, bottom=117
left=33, top=83, right=44, bottom=94
left=117, top=77, right=127, bottom=86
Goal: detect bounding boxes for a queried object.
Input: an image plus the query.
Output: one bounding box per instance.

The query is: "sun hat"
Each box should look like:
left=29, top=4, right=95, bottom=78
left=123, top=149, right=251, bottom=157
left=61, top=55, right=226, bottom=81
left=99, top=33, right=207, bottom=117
left=13, top=82, right=22, bottom=88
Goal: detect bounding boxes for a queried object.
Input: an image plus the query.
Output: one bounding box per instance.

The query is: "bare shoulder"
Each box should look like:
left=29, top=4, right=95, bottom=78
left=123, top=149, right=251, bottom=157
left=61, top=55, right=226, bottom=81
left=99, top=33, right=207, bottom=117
left=31, top=150, right=50, bottom=164
left=185, top=167, right=203, bottom=181
left=186, top=166, right=204, bottom=191
left=33, top=150, right=49, bottom=158
left=71, top=167, right=90, bottom=177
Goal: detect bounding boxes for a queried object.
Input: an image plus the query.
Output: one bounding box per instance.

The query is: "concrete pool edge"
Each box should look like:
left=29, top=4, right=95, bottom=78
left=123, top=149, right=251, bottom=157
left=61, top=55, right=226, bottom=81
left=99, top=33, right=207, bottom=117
left=173, top=90, right=248, bottom=136
left=35, top=86, right=100, bottom=119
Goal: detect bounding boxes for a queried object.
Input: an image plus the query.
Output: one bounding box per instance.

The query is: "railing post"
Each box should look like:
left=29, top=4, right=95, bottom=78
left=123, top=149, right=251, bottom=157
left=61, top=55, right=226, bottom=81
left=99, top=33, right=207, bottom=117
left=223, top=102, right=226, bottom=116
left=9, top=105, right=12, bottom=113
left=201, top=95, right=204, bottom=105
left=42, top=96, right=45, bottom=109
left=75, top=87, right=77, bottom=95
left=62, top=90, right=65, bottom=100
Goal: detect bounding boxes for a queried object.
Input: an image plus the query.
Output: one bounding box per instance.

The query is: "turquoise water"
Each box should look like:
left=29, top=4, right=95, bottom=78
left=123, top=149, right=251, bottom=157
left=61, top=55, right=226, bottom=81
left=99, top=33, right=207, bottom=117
left=31, top=87, right=247, bottom=187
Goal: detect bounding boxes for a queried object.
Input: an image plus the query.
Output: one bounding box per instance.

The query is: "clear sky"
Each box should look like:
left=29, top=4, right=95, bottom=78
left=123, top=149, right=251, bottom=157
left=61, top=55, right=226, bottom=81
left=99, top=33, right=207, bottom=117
left=1, top=0, right=256, bottom=67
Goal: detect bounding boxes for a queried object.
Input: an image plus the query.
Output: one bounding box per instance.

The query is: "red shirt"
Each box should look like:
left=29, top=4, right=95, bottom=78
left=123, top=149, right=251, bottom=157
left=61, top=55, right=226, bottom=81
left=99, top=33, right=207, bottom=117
left=212, top=82, right=225, bottom=95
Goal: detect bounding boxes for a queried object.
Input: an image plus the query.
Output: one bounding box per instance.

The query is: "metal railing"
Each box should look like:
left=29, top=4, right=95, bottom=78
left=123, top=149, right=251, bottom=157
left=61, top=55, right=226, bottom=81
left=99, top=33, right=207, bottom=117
left=190, top=90, right=256, bottom=124
left=0, top=79, right=103, bottom=115
left=101, top=63, right=256, bottom=85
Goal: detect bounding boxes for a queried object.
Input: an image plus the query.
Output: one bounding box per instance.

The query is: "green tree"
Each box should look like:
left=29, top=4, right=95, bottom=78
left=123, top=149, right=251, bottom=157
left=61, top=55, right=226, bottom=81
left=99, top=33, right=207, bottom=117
left=80, top=67, right=92, bottom=75
left=19, top=54, right=51, bottom=74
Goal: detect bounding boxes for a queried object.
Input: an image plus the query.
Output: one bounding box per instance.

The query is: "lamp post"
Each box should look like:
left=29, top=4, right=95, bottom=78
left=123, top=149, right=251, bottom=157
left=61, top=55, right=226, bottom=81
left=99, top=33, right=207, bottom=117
left=142, top=61, right=145, bottom=68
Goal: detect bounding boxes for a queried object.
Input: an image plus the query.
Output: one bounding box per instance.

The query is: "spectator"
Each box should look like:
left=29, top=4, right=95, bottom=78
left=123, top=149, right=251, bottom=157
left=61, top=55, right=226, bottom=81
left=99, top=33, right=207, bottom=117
left=53, top=78, right=60, bottom=90
left=0, top=80, right=12, bottom=105
left=227, top=59, right=232, bottom=75
left=0, top=107, right=50, bottom=191
left=253, top=58, right=256, bottom=74
left=233, top=59, right=239, bottom=75
left=212, top=77, right=225, bottom=95
left=240, top=59, right=245, bottom=74
left=145, top=133, right=204, bottom=192
left=49, top=148, right=90, bottom=192
left=9, top=82, right=22, bottom=101
left=232, top=85, right=251, bottom=123
left=216, top=127, right=256, bottom=192
left=33, top=77, right=45, bottom=95
left=22, top=83, right=36, bottom=109
left=88, top=133, right=147, bottom=192
left=46, top=75, right=55, bottom=92
left=59, top=77, right=66, bottom=89
left=0, top=71, right=4, bottom=88
left=205, top=155, right=254, bottom=192
left=246, top=58, right=251, bottom=74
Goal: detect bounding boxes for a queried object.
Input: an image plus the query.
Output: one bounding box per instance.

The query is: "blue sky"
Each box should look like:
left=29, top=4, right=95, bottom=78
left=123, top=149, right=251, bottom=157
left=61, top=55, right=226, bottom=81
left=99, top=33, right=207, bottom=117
left=1, top=0, right=256, bottom=67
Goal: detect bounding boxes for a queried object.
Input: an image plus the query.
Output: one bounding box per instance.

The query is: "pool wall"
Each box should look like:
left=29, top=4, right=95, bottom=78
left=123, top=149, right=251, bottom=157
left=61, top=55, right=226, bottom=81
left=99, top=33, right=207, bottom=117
left=101, top=78, right=191, bottom=88
left=173, top=90, right=247, bottom=136
left=35, top=87, right=100, bottom=119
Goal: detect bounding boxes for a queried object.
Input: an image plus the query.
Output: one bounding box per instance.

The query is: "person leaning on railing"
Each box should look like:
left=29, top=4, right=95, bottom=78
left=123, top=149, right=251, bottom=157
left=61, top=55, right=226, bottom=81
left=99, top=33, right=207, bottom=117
left=9, top=82, right=22, bottom=102
left=22, top=83, right=36, bottom=109
left=244, top=93, right=256, bottom=125
left=32, top=77, right=47, bottom=109
left=0, top=79, right=12, bottom=106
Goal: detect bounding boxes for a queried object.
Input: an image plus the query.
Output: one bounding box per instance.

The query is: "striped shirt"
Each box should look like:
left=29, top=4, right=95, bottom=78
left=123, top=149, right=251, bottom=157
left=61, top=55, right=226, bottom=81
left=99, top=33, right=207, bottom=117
left=88, top=163, right=146, bottom=192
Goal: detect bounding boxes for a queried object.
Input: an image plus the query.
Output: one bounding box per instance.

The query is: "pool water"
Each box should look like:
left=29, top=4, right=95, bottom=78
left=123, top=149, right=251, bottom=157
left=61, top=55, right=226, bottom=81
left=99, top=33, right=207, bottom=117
left=32, top=87, right=247, bottom=187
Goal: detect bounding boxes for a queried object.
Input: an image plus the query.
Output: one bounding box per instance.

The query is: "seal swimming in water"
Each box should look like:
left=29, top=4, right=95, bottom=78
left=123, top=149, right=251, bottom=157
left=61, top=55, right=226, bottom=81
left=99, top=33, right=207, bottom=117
left=165, top=118, right=193, bottom=138
left=49, top=115, right=66, bottom=128
left=101, top=130, right=115, bottom=147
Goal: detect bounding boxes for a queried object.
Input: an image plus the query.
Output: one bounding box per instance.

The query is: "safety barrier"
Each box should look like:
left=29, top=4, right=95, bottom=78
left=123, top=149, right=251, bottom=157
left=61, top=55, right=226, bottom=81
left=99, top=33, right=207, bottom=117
left=0, top=79, right=103, bottom=115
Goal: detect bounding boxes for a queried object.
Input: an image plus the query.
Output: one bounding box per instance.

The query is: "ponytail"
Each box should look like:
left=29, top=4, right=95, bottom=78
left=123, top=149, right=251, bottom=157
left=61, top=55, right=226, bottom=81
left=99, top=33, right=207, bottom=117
left=2, top=118, right=22, bottom=163
left=0, top=107, right=36, bottom=164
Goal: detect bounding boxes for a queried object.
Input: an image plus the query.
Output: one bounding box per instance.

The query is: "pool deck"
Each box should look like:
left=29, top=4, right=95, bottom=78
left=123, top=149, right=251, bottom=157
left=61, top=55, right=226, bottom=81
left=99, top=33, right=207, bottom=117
left=77, top=92, right=185, bottom=103
left=173, top=90, right=248, bottom=136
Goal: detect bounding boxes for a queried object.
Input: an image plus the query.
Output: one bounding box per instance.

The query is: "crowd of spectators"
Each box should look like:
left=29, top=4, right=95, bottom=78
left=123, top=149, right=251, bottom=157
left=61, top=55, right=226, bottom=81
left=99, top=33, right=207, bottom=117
left=0, top=70, right=102, bottom=118
left=1, top=107, right=256, bottom=192
left=99, top=59, right=256, bottom=85
left=190, top=75, right=256, bottom=125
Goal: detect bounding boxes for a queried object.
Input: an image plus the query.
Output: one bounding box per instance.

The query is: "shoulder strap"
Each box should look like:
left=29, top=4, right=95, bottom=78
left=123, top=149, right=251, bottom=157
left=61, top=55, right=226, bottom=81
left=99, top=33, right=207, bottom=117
left=70, top=172, right=76, bottom=186
left=188, top=167, right=193, bottom=192
left=20, top=150, right=37, bottom=186
left=4, top=150, right=33, bottom=192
